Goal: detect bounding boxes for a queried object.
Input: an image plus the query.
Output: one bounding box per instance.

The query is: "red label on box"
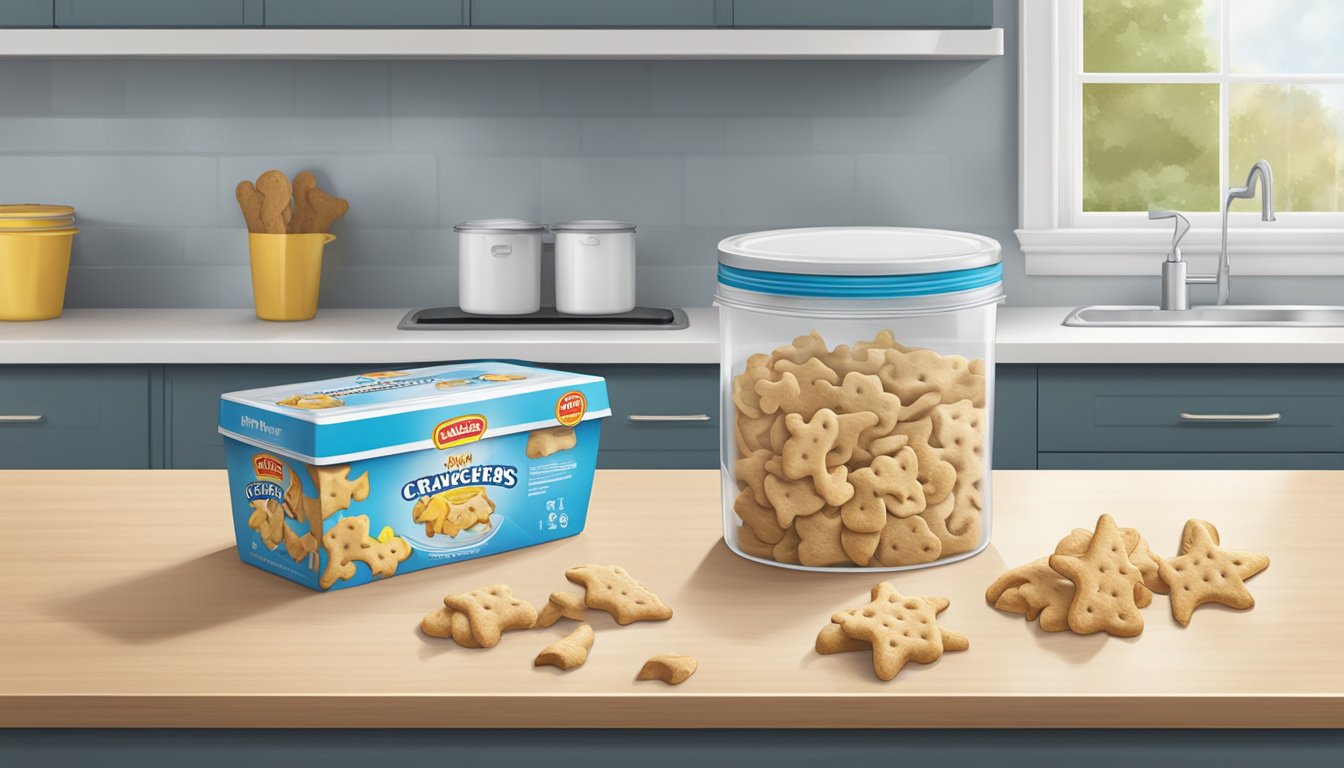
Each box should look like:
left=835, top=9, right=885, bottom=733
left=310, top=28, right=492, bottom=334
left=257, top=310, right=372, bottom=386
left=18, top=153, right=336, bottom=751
left=253, top=453, right=284, bottom=481
left=555, top=391, right=587, bottom=427
left=434, top=415, right=487, bottom=450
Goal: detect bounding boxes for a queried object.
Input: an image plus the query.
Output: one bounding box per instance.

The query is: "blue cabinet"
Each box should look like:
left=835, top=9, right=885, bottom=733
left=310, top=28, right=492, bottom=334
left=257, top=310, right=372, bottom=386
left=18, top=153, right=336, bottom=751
left=993, top=364, right=1036, bottom=469
left=0, top=0, right=53, bottom=27
left=1036, top=365, right=1344, bottom=470
left=0, top=366, right=153, bottom=469
left=470, top=0, right=728, bottom=28
left=55, top=0, right=262, bottom=27
left=732, top=0, right=993, bottom=28
left=1038, top=365, right=1344, bottom=454
left=265, top=1, right=465, bottom=28
left=570, top=364, right=719, bottom=469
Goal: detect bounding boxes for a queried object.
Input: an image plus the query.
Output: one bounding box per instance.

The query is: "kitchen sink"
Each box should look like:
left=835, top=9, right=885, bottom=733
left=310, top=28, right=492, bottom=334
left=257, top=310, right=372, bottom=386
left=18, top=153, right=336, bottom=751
left=1063, top=305, right=1344, bottom=327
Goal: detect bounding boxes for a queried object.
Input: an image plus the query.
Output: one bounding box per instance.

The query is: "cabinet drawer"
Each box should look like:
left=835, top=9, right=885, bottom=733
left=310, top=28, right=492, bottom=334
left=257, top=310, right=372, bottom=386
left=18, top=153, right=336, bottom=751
left=573, top=364, right=718, bottom=469
left=1038, top=366, right=1344, bottom=454
left=55, top=0, right=262, bottom=27
left=471, top=0, right=723, bottom=28
left=0, top=366, right=151, bottom=469
left=733, top=0, right=993, bottom=28
left=266, top=0, right=464, bottom=28
left=1, top=1, right=53, bottom=27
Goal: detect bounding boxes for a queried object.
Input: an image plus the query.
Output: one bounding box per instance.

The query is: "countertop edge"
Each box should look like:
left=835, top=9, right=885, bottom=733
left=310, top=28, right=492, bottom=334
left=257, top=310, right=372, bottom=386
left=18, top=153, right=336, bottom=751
left=8, top=307, right=1344, bottom=365
left=3, top=694, right=1340, bottom=729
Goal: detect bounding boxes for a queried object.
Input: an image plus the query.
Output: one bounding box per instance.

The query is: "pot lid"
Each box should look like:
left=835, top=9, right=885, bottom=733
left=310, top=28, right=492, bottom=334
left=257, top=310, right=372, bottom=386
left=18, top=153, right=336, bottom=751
left=453, top=218, right=544, bottom=234
left=718, top=227, right=1001, bottom=276
left=549, top=220, right=636, bottom=233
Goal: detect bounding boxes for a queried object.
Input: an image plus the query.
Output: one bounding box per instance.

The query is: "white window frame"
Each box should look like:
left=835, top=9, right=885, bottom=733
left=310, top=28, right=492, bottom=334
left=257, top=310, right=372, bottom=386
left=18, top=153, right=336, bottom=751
left=1016, top=0, right=1344, bottom=276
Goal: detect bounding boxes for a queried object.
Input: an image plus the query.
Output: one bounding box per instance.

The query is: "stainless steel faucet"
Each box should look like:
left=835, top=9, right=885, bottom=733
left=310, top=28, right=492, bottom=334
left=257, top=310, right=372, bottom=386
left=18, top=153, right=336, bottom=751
left=1151, top=209, right=1191, bottom=310
left=1150, top=160, right=1276, bottom=310
left=1215, top=160, right=1276, bottom=304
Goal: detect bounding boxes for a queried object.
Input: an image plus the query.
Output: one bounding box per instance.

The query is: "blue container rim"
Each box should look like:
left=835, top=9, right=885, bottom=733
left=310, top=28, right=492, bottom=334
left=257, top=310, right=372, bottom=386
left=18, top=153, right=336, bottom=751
left=716, top=262, right=1003, bottom=299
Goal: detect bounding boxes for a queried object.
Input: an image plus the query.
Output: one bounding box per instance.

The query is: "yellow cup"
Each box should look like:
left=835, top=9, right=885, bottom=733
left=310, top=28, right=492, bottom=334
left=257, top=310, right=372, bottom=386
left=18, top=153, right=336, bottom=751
left=0, top=228, right=78, bottom=321
left=248, top=232, right=335, bottom=322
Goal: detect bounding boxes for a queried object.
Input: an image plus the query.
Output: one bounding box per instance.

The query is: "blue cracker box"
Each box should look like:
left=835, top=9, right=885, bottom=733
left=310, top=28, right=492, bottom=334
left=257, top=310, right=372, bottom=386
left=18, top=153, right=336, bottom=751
left=218, top=362, right=609, bottom=591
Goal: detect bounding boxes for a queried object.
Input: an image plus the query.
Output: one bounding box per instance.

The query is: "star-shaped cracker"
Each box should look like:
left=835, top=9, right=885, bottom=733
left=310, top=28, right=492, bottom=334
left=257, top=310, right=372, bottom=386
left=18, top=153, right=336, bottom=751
left=827, top=582, right=968, bottom=681
left=565, top=564, right=673, bottom=625
left=1157, top=519, right=1269, bottom=626
left=1048, top=514, right=1145, bottom=637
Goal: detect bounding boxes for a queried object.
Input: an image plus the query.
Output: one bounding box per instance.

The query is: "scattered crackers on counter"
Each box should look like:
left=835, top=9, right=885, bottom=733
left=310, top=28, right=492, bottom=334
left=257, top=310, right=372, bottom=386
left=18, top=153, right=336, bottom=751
left=236, top=169, right=349, bottom=235
left=419, top=565, right=682, bottom=680
left=636, top=653, right=698, bottom=685
left=535, top=625, right=595, bottom=671
left=814, top=582, right=968, bottom=681
left=730, top=330, right=988, bottom=568
left=986, top=514, right=1269, bottom=635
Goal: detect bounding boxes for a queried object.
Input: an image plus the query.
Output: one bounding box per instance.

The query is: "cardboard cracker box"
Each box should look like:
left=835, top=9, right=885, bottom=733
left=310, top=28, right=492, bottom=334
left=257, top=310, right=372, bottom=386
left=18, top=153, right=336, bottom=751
left=218, top=362, right=608, bottom=591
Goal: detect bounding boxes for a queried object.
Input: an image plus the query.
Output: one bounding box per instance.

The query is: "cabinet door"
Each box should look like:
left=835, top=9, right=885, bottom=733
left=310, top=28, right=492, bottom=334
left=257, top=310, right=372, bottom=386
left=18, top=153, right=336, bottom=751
left=470, top=0, right=725, bottom=28
left=733, top=0, right=993, bottom=28
left=0, top=0, right=53, bottom=27
left=0, top=366, right=151, bottom=469
left=55, top=0, right=262, bottom=27
left=265, top=0, right=465, bottom=28
left=568, top=364, right=719, bottom=469
left=1038, top=365, right=1344, bottom=454
left=993, top=365, right=1036, bottom=469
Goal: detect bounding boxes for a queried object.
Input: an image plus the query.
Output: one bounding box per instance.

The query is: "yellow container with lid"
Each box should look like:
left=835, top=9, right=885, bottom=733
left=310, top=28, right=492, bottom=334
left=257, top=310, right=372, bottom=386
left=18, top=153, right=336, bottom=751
left=0, top=204, right=76, bottom=231
left=248, top=232, right=336, bottom=321
left=0, top=228, right=79, bottom=321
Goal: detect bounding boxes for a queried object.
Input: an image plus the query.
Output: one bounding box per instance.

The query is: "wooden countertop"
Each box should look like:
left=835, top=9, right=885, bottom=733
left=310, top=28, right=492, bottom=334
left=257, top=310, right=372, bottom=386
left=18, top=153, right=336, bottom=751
left=1, top=470, right=1338, bottom=729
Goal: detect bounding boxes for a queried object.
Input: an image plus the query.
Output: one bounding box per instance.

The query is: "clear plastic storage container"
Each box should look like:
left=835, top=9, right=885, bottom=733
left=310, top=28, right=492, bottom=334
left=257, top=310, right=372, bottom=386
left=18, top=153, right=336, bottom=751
left=716, top=227, right=1003, bottom=571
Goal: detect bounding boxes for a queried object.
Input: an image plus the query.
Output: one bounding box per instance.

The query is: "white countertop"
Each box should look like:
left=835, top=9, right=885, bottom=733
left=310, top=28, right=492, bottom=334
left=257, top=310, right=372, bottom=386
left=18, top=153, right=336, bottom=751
left=995, top=306, right=1344, bottom=364
left=2, top=306, right=1343, bottom=365
left=0, top=308, right=718, bottom=365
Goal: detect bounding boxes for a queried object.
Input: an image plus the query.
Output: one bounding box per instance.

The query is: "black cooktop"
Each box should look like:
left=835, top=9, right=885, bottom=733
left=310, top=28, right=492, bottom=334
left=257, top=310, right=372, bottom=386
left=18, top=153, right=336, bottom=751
left=398, top=306, right=688, bottom=331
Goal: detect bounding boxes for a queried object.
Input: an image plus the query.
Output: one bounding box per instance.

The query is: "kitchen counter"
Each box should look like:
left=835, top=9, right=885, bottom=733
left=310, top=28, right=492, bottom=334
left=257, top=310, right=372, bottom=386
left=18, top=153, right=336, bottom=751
left=2, top=469, right=1337, bottom=729
left=0, top=308, right=719, bottom=365
left=6, top=307, right=1344, bottom=365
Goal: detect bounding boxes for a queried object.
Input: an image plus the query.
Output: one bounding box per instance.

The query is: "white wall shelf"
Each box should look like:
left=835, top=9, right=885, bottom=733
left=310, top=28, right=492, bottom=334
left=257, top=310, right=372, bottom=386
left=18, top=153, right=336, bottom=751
left=0, top=28, right=1002, bottom=60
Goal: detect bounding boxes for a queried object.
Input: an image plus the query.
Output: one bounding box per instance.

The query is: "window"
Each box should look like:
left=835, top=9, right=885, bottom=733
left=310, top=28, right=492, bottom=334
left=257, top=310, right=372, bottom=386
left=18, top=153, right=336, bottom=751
left=1018, top=0, right=1344, bottom=276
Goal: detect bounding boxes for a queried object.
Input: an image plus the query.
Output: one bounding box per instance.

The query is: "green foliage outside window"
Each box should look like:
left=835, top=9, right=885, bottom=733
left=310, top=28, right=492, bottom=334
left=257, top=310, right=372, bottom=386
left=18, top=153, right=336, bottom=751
left=1081, top=0, right=1342, bottom=212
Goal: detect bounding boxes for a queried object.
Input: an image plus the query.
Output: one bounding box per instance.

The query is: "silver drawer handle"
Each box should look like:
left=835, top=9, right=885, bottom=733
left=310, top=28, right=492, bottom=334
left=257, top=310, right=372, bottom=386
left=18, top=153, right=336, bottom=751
left=0, top=415, right=44, bottom=423
left=1179, top=412, right=1281, bottom=423
left=626, top=414, right=712, bottom=423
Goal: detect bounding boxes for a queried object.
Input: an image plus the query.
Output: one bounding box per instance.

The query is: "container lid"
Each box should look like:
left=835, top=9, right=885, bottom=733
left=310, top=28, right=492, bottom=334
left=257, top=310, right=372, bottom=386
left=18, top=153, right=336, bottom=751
left=0, top=204, right=75, bottom=220
left=716, top=227, right=1002, bottom=302
left=550, top=220, right=636, bottom=233
left=718, top=227, right=1000, bottom=276
left=218, top=361, right=610, bottom=464
left=453, top=218, right=545, bottom=234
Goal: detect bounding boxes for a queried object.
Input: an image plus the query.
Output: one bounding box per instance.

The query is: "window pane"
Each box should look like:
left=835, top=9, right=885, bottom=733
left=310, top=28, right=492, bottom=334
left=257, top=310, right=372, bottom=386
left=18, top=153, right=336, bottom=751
left=1230, top=84, right=1344, bottom=211
left=1084, top=0, right=1219, bottom=73
left=1083, top=84, right=1220, bottom=212
left=1230, top=0, right=1344, bottom=73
